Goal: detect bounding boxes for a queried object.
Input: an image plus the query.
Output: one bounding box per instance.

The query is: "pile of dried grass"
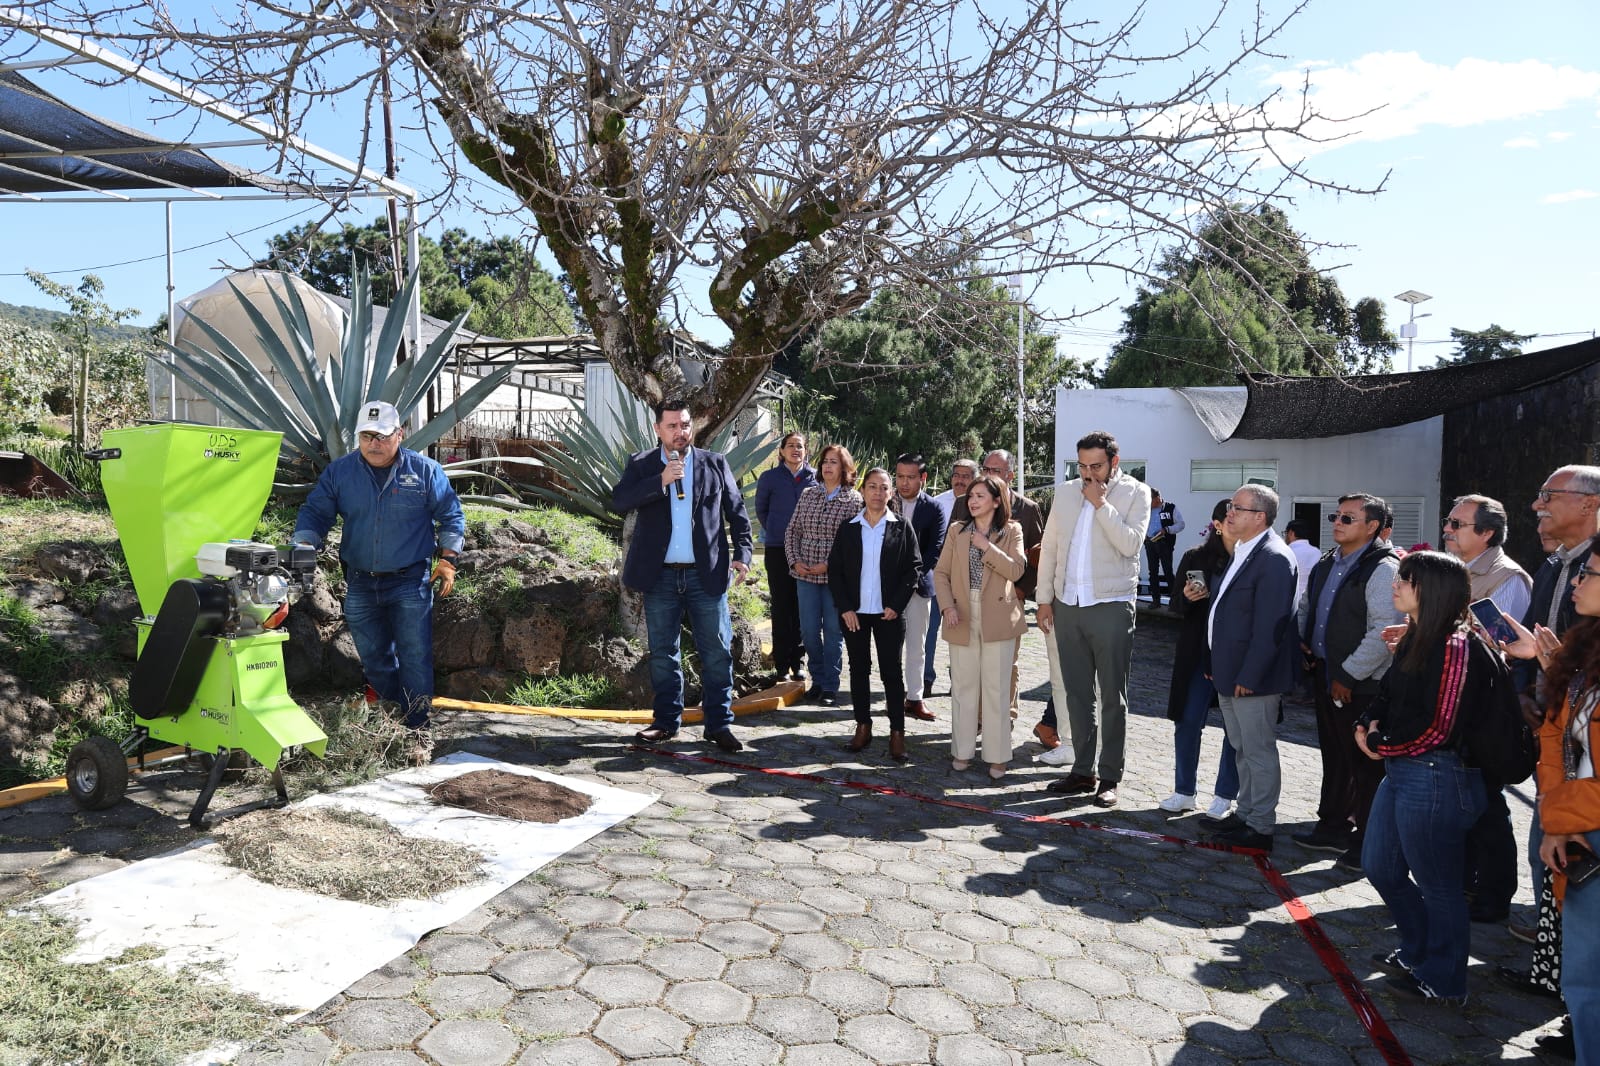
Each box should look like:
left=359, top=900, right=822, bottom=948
left=258, top=695, right=430, bottom=797
left=214, top=805, right=485, bottom=904
left=0, top=910, right=277, bottom=1066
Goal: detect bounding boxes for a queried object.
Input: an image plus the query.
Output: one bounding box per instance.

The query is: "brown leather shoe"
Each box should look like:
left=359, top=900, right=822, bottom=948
left=846, top=722, right=872, bottom=752
left=635, top=726, right=678, bottom=744
left=1046, top=771, right=1098, bottom=795
left=903, top=700, right=935, bottom=722
left=1032, top=723, right=1060, bottom=749
left=889, top=730, right=907, bottom=761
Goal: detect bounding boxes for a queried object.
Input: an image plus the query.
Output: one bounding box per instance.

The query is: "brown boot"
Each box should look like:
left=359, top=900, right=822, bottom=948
left=846, top=722, right=872, bottom=752
left=889, top=730, right=907, bottom=761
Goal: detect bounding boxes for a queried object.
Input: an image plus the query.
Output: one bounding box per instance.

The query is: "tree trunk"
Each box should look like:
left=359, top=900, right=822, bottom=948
left=74, top=348, right=89, bottom=449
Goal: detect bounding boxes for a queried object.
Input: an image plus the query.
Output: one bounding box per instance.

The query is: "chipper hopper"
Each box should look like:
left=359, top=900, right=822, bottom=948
left=67, top=423, right=327, bottom=827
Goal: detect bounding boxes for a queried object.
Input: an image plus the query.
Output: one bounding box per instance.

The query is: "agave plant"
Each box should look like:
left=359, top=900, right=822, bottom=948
left=155, top=266, right=526, bottom=493
left=523, top=374, right=781, bottom=530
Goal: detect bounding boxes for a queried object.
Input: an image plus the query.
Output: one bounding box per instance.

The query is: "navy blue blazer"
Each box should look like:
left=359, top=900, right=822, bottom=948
left=902, top=492, right=945, bottom=598
left=1207, top=530, right=1300, bottom=696
left=612, top=446, right=753, bottom=596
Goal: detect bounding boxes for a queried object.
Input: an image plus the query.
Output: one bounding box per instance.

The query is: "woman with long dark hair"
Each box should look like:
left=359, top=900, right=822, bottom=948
left=934, top=474, right=1026, bottom=780
left=1159, top=499, right=1240, bottom=818
left=784, top=443, right=863, bottom=706
left=828, top=468, right=923, bottom=759
left=1355, top=550, right=1496, bottom=1005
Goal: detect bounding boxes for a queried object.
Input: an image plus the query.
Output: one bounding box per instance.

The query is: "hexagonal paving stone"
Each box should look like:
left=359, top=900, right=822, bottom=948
left=418, top=1019, right=519, bottom=1066
left=783, top=1045, right=875, bottom=1066
left=698, top=920, right=777, bottom=957
left=751, top=995, right=841, bottom=1044
left=484, top=914, right=567, bottom=950
left=612, top=877, right=684, bottom=904
left=425, top=975, right=514, bottom=1017
left=345, top=957, right=425, bottom=999
left=777, top=931, right=854, bottom=969
left=1016, top=979, right=1101, bottom=1023
left=904, top=930, right=975, bottom=964
left=808, top=969, right=892, bottom=1016
left=753, top=901, right=827, bottom=933
left=890, top=987, right=976, bottom=1035
left=687, top=1024, right=783, bottom=1066
left=552, top=896, right=629, bottom=928
left=326, top=1000, right=433, bottom=1049
left=576, top=963, right=667, bottom=1006
left=505, top=989, right=601, bottom=1038
left=973, top=942, right=1051, bottom=979
left=938, top=962, right=1016, bottom=1006
left=339, top=1053, right=427, bottom=1066
left=939, top=912, right=1009, bottom=944
left=840, top=1013, right=931, bottom=1064
left=514, top=1037, right=619, bottom=1066
left=598, top=852, right=664, bottom=877
left=932, top=1032, right=1015, bottom=1066
left=975, top=1004, right=1066, bottom=1052
left=859, top=947, right=935, bottom=987
left=420, top=934, right=502, bottom=974
left=664, top=980, right=753, bottom=1023
left=644, top=940, right=728, bottom=980
left=236, top=1028, right=335, bottom=1066
left=594, top=1006, right=692, bottom=1058
left=1052, top=957, right=1130, bottom=997
left=544, top=866, right=615, bottom=894
left=492, top=949, right=584, bottom=991
left=567, top=926, right=646, bottom=964
left=798, top=885, right=869, bottom=915
left=682, top=888, right=754, bottom=920
left=723, top=958, right=808, bottom=996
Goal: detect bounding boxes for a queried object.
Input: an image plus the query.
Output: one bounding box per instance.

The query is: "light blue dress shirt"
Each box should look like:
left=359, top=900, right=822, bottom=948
left=663, top=446, right=695, bottom=564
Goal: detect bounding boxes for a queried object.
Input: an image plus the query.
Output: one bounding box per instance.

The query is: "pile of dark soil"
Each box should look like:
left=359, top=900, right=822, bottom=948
left=426, top=769, right=593, bottom=823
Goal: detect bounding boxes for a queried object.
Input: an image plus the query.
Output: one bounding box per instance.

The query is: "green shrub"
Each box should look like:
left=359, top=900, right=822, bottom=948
left=504, top=672, right=618, bottom=709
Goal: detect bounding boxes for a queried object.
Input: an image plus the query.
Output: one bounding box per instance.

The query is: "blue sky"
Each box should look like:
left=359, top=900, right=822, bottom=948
left=0, top=0, right=1595, bottom=372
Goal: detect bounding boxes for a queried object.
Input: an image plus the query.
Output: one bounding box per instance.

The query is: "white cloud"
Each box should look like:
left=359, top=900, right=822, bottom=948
left=1548, top=130, right=1574, bottom=141
left=1261, top=52, right=1600, bottom=156
left=1504, top=136, right=1540, bottom=149
left=1543, top=189, right=1599, bottom=204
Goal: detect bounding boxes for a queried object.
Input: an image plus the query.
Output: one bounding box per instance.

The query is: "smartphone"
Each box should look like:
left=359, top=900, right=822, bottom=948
left=1469, top=598, right=1517, bottom=645
left=1567, top=846, right=1600, bottom=886
left=1185, top=570, right=1205, bottom=589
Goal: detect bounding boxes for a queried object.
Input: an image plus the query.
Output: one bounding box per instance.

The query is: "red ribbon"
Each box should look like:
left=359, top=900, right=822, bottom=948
left=636, top=745, right=1413, bottom=1066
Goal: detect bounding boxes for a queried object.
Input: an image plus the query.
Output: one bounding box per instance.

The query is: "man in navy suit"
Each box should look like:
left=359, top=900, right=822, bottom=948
left=612, top=400, right=753, bottom=752
left=893, top=453, right=945, bottom=721
left=1199, top=483, right=1300, bottom=851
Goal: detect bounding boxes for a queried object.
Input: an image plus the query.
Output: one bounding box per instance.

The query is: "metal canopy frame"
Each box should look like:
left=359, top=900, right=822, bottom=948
left=0, top=8, right=422, bottom=385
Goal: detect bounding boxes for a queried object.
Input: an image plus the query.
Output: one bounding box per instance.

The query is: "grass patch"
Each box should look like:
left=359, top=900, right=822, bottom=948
left=0, top=909, right=279, bottom=1066
left=505, top=672, right=618, bottom=709
left=215, top=805, right=486, bottom=904
left=462, top=504, right=619, bottom=570
left=0, top=496, right=118, bottom=575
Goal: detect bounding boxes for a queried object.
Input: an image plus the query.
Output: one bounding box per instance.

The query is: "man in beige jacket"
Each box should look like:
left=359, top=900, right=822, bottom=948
left=1035, top=430, right=1151, bottom=807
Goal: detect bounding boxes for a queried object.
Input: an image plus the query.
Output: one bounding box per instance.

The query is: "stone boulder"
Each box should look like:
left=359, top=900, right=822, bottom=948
left=0, top=667, right=57, bottom=764
left=92, top=587, right=143, bottom=661
left=500, top=606, right=567, bottom=676
left=34, top=542, right=118, bottom=585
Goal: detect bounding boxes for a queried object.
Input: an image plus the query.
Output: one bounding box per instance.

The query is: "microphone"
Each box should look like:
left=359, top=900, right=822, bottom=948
left=670, top=449, right=686, bottom=500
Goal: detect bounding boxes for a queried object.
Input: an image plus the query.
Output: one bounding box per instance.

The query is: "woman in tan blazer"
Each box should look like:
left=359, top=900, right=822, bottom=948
left=934, top=474, right=1027, bottom=779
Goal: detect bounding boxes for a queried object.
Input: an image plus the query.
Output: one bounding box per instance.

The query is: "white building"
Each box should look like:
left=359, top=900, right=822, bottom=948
left=1052, top=386, right=1444, bottom=560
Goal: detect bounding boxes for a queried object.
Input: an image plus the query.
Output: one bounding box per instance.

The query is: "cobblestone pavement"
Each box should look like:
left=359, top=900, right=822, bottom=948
left=0, top=610, right=1562, bottom=1065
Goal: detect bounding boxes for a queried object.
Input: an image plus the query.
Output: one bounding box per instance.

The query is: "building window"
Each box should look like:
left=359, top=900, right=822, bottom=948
left=1190, top=459, right=1279, bottom=492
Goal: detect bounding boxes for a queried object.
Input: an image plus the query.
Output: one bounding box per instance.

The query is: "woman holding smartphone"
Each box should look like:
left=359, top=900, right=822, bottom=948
left=1159, top=499, right=1240, bottom=818
left=1504, top=536, right=1600, bottom=1058
left=934, top=474, right=1026, bottom=780
left=1355, top=550, right=1499, bottom=1005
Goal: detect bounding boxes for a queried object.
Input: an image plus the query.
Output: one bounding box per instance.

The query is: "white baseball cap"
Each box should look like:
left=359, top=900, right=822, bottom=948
left=355, top=401, right=402, bottom=437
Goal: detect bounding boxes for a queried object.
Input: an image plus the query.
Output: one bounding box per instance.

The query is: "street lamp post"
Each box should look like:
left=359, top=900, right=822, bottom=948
left=1394, top=289, right=1433, bottom=372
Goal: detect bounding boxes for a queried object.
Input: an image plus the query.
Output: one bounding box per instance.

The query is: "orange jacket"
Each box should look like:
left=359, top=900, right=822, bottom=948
left=1536, top=691, right=1600, bottom=903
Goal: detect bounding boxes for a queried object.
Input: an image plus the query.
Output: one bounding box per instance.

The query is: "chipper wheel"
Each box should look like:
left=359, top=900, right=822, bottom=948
left=65, top=735, right=129, bottom=811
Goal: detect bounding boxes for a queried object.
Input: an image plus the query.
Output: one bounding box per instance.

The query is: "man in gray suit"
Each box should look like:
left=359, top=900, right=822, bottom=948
left=1198, top=483, right=1301, bottom=852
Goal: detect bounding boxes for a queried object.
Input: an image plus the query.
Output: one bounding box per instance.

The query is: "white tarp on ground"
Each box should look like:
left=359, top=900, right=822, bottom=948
left=31, top=754, right=656, bottom=1014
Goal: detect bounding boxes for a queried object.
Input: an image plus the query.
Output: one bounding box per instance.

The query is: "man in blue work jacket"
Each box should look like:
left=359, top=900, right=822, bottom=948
left=612, top=399, right=753, bottom=753
left=294, top=400, right=463, bottom=733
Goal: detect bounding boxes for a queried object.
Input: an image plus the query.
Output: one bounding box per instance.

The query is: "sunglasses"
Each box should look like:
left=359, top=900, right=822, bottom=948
left=1326, top=513, right=1364, bottom=525
left=359, top=430, right=398, bottom=443
left=1537, top=488, right=1597, bottom=504
left=1441, top=518, right=1477, bottom=531
left=1226, top=502, right=1265, bottom=514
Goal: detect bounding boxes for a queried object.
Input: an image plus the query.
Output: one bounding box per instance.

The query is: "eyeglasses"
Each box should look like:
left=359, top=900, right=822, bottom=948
left=1225, top=502, right=1265, bottom=514
left=1536, top=488, right=1597, bottom=504
left=1577, top=565, right=1600, bottom=583
left=1441, top=518, right=1477, bottom=531
left=981, top=467, right=1008, bottom=476
left=359, top=430, right=397, bottom=443
left=1327, top=513, right=1363, bottom=525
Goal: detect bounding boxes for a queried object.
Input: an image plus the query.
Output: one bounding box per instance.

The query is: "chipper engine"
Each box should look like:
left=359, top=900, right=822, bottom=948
left=66, top=423, right=327, bottom=827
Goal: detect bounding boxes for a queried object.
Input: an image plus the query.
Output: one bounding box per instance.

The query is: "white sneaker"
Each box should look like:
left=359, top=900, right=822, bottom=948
left=1158, top=793, right=1196, bottom=812
left=1205, top=796, right=1233, bottom=819
left=1035, top=744, right=1074, bottom=766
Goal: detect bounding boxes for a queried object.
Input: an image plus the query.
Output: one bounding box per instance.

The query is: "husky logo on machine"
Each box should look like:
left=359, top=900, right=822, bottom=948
left=199, top=708, right=231, bottom=725
left=202, top=431, right=241, bottom=462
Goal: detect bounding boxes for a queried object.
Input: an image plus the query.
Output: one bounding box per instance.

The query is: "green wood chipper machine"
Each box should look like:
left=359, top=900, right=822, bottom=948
left=66, top=423, right=327, bottom=827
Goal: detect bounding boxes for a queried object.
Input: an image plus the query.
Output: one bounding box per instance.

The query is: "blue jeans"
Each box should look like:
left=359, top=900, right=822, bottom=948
left=1173, top=666, right=1238, bottom=799
left=344, top=561, right=435, bottom=728
left=924, top=590, right=942, bottom=689
left=1563, top=829, right=1600, bottom=1064
left=1362, top=752, right=1486, bottom=998
left=796, top=580, right=843, bottom=693
left=643, top=567, right=734, bottom=735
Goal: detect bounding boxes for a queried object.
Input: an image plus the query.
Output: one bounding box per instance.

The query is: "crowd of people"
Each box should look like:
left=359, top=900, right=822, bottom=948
left=607, top=402, right=1598, bottom=1060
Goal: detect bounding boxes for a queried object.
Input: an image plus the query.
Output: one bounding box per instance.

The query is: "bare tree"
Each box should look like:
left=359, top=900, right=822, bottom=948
left=1, top=0, right=1370, bottom=434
